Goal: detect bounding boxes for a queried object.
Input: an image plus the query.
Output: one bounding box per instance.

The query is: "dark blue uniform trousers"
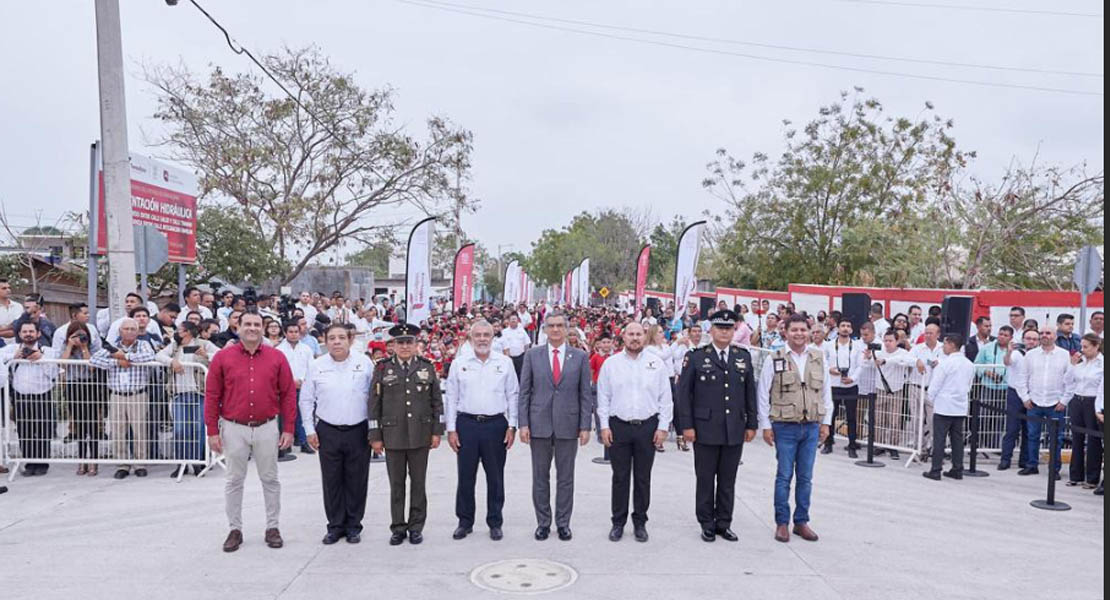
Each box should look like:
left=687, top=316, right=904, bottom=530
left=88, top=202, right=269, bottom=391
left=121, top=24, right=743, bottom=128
left=455, top=414, right=509, bottom=529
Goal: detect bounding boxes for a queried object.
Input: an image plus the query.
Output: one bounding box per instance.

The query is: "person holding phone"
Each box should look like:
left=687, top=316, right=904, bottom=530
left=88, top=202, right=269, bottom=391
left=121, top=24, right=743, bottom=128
left=156, top=321, right=220, bottom=477
left=0, top=321, right=60, bottom=476
left=60, top=322, right=101, bottom=476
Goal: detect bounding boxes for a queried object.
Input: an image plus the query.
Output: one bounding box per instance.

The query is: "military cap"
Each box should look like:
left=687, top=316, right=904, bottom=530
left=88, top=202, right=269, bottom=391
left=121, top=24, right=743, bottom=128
left=388, top=323, right=421, bottom=341
left=708, top=310, right=739, bottom=328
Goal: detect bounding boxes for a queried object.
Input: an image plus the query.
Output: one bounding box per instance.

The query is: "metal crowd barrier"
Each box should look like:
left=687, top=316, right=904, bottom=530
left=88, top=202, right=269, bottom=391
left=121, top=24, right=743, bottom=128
left=3, top=358, right=212, bottom=482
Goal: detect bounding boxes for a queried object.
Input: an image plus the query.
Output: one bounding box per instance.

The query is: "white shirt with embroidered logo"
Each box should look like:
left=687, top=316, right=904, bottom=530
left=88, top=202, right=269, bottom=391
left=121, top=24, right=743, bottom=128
left=299, top=352, right=373, bottom=436
left=596, top=349, right=673, bottom=431
left=445, top=351, right=520, bottom=432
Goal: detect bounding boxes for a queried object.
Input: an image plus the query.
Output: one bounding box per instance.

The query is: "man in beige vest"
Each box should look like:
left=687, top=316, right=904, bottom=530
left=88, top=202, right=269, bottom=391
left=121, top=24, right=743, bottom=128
left=758, top=313, right=833, bottom=544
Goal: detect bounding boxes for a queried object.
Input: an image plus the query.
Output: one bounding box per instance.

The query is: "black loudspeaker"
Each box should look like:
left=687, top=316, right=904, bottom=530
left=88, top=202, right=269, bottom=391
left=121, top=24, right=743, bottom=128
left=700, top=297, right=716, bottom=320
left=842, top=293, right=871, bottom=336
left=941, top=296, right=974, bottom=339
left=646, top=297, right=661, bottom=315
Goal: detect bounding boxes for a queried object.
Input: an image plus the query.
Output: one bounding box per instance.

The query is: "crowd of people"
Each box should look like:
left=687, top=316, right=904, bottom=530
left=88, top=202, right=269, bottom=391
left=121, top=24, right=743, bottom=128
left=0, top=276, right=1103, bottom=542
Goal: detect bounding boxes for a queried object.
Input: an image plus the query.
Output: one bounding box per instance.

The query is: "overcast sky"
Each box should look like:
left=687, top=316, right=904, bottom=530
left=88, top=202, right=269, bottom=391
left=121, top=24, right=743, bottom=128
left=1, top=0, right=1103, bottom=262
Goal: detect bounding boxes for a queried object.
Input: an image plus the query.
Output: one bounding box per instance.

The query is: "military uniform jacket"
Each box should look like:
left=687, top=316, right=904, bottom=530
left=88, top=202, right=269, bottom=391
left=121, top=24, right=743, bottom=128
left=368, top=356, right=445, bottom=450
left=675, top=344, right=758, bottom=446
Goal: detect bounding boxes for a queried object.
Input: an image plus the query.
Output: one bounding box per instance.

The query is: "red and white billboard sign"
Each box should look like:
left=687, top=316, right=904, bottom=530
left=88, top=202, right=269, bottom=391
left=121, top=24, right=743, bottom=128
left=96, top=153, right=198, bottom=264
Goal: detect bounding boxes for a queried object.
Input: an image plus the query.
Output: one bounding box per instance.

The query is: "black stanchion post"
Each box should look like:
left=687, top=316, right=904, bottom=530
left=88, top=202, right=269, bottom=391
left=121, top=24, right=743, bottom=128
left=965, top=396, right=989, bottom=478
left=1031, top=417, right=1071, bottom=511
left=856, top=394, right=885, bottom=468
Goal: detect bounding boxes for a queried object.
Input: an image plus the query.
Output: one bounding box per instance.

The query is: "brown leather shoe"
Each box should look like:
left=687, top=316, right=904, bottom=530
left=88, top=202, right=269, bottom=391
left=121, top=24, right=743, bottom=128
left=792, top=523, right=819, bottom=542
left=223, top=529, right=243, bottom=553
left=265, top=528, right=284, bottom=549
left=774, top=525, right=790, bottom=543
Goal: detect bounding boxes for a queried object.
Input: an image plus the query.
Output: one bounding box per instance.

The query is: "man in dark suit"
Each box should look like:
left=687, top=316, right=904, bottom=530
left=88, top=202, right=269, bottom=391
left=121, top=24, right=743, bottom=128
left=675, top=310, right=758, bottom=543
left=518, top=311, right=594, bottom=542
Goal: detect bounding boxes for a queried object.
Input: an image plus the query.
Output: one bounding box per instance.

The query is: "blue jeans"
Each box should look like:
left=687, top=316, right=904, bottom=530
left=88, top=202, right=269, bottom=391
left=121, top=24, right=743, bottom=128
left=294, top=389, right=307, bottom=446
left=771, top=422, right=820, bottom=526
left=1000, top=388, right=1030, bottom=467
left=171, top=392, right=205, bottom=462
left=1025, top=405, right=1066, bottom=472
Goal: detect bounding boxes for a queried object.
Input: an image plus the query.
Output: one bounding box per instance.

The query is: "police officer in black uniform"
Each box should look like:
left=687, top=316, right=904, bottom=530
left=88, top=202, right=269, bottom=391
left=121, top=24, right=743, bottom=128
left=369, top=323, right=444, bottom=546
left=675, top=310, right=758, bottom=543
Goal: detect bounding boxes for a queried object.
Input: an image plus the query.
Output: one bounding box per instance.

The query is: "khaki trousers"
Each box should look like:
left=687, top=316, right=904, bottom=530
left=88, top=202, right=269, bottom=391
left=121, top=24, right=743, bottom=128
left=109, top=391, right=148, bottom=470
left=221, top=418, right=281, bottom=530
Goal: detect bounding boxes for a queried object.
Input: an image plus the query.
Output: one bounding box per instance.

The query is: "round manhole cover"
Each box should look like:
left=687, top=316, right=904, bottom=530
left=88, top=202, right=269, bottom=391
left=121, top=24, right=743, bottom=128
left=470, top=558, right=577, bottom=595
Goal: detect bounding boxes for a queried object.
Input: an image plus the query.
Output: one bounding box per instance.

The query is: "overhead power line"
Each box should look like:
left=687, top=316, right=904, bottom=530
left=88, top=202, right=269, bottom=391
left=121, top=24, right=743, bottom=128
left=836, top=0, right=1103, bottom=19
left=409, top=0, right=1101, bottom=78
left=396, top=0, right=1103, bottom=97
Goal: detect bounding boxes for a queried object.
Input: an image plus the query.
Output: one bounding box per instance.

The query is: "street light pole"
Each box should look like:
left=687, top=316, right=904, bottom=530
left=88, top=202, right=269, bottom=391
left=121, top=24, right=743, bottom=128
left=95, top=0, right=137, bottom=319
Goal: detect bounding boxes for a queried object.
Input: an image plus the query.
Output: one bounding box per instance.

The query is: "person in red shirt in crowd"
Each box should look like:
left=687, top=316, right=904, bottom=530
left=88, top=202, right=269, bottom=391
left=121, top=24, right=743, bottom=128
left=590, top=333, right=616, bottom=464
left=205, top=310, right=297, bottom=553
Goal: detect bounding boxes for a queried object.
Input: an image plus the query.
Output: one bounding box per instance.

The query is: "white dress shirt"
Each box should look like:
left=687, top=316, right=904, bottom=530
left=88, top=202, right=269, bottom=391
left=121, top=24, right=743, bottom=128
left=547, top=343, right=567, bottom=374
left=875, top=347, right=917, bottom=391
left=175, top=304, right=213, bottom=326
left=0, top=345, right=60, bottom=394
left=296, top=302, right=318, bottom=325
left=500, top=325, right=532, bottom=357
left=873, top=318, right=891, bottom=340
left=909, top=323, right=926, bottom=343
left=1064, top=354, right=1104, bottom=406
left=299, top=352, right=373, bottom=436
left=596, top=349, right=673, bottom=431
left=910, top=342, right=945, bottom=387
left=445, top=351, right=520, bottom=431
left=928, top=352, right=975, bottom=416
left=276, top=339, right=315, bottom=385
left=1005, top=350, right=1029, bottom=400
left=1023, top=345, right=1072, bottom=407
left=757, top=345, right=835, bottom=430
left=825, top=338, right=863, bottom=389
left=0, top=299, right=25, bottom=344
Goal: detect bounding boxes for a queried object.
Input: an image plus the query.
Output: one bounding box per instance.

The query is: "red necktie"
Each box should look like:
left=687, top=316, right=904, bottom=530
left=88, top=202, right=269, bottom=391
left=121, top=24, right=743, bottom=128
left=552, top=348, right=562, bottom=384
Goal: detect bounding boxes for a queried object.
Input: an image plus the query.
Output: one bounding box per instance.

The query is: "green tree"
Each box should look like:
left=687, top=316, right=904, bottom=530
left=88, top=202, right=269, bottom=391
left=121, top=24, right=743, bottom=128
left=196, top=205, right=288, bottom=284
left=345, top=239, right=394, bottom=277
left=526, top=209, right=646, bottom=292
left=145, top=45, right=474, bottom=284
left=704, top=89, right=972, bottom=290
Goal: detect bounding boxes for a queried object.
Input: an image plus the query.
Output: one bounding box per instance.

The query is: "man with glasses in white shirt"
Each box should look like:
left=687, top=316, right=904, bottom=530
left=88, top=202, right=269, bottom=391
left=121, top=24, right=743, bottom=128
left=446, top=320, right=519, bottom=542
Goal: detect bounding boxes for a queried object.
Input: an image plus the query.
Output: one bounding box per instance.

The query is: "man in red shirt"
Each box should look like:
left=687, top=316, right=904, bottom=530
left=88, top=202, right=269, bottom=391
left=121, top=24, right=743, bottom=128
left=590, top=333, right=615, bottom=464
left=205, top=311, right=297, bottom=553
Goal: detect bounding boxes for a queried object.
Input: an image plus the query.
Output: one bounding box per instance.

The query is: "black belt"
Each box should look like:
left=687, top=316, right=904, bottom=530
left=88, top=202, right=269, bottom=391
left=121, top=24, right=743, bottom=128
left=613, top=415, right=659, bottom=427
left=459, top=412, right=505, bottom=422
left=109, top=388, right=147, bottom=397
left=225, top=416, right=277, bottom=428
left=319, top=419, right=368, bottom=432
left=1073, top=395, right=1097, bottom=401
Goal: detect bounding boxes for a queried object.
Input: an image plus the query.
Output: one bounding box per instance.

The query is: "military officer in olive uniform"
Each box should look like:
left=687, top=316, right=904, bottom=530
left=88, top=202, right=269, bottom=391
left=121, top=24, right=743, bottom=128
left=675, top=310, right=758, bottom=543
left=369, top=323, right=445, bottom=546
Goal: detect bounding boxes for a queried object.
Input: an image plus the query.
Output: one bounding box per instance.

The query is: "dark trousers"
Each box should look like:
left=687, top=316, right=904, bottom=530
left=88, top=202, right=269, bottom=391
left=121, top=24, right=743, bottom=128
left=14, top=391, right=55, bottom=470
left=318, top=420, right=370, bottom=535
left=609, top=416, right=658, bottom=527
left=692, top=442, right=743, bottom=530
left=386, top=447, right=431, bottom=534
left=828, top=386, right=859, bottom=447
left=1000, top=387, right=1030, bottom=468
left=930, top=414, right=965, bottom=474
left=1068, top=396, right=1103, bottom=485
left=511, top=354, right=524, bottom=379
left=455, top=414, right=508, bottom=529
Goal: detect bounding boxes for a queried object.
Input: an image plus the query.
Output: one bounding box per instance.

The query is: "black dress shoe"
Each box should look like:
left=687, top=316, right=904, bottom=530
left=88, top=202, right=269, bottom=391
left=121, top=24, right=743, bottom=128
left=322, top=531, right=343, bottom=545
left=608, top=526, right=623, bottom=542
left=534, top=526, right=550, bottom=541
left=300, top=444, right=316, bottom=455
left=847, top=447, right=858, bottom=459
left=133, top=468, right=148, bottom=478
left=715, top=528, right=739, bottom=542
left=700, top=528, right=716, bottom=542
left=820, top=445, right=833, bottom=455
left=996, top=461, right=1011, bottom=471
left=113, top=469, right=129, bottom=480
left=453, top=526, right=473, bottom=540
left=389, top=531, right=407, bottom=546
left=888, top=450, right=901, bottom=460
left=922, top=470, right=942, bottom=481
left=346, top=532, right=361, bottom=544
left=633, top=525, right=648, bottom=543
left=1051, top=472, right=1062, bottom=481
left=1018, top=467, right=1039, bottom=476
left=409, top=531, right=424, bottom=545
left=1095, top=484, right=1104, bottom=496
left=557, top=527, right=572, bottom=541
left=943, top=470, right=963, bottom=480
left=489, top=527, right=503, bottom=541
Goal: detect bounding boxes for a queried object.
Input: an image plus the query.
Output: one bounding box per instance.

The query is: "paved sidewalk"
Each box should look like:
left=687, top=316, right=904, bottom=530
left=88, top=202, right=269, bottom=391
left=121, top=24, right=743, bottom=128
left=0, top=440, right=1102, bottom=600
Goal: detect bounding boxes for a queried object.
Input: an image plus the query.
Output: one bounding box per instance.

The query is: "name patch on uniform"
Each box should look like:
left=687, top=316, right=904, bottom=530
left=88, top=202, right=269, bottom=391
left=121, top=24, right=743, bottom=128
left=416, top=369, right=431, bottom=382
left=383, top=374, right=399, bottom=384
left=735, top=359, right=747, bottom=371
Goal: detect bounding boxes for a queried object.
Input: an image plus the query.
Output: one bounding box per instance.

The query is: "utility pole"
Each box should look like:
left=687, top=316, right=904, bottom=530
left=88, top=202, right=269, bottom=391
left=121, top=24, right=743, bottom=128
left=95, top=0, right=137, bottom=320
left=453, top=162, right=464, bottom=254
